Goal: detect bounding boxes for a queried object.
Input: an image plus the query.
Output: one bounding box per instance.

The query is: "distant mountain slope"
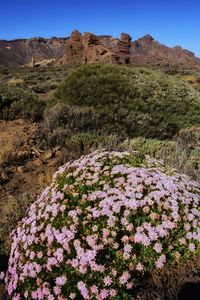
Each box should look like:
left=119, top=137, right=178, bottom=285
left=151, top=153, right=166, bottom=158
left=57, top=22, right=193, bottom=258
left=0, top=38, right=68, bottom=68
left=0, top=30, right=199, bottom=68
left=130, top=34, right=200, bottom=66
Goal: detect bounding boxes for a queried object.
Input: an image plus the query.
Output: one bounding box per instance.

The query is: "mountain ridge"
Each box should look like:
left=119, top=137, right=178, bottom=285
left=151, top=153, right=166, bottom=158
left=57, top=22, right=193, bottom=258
left=0, top=30, right=199, bottom=68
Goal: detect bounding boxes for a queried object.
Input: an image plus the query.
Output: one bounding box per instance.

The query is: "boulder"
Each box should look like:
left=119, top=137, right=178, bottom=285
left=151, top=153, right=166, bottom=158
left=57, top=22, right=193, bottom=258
left=33, top=158, right=43, bottom=167
left=43, top=149, right=53, bottom=160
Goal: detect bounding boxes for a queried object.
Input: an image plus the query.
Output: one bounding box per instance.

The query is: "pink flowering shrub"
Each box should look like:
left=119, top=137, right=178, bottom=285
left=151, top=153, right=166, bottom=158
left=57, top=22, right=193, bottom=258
left=4, top=151, right=200, bottom=299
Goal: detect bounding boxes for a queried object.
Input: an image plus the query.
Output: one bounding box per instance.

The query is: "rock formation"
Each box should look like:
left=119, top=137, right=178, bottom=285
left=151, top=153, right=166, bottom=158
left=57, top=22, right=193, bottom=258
left=0, top=30, right=199, bottom=68
left=31, top=57, right=35, bottom=67
left=70, top=30, right=82, bottom=42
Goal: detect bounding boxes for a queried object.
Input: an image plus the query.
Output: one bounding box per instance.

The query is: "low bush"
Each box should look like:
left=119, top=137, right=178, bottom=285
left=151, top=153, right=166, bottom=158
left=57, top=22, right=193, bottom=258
left=40, top=103, right=99, bottom=147
left=121, top=127, right=200, bottom=181
left=4, top=151, right=200, bottom=299
left=8, top=78, right=24, bottom=87
left=0, top=85, right=45, bottom=121
left=53, top=64, right=200, bottom=139
left=40, top=100, right=200, bottom=181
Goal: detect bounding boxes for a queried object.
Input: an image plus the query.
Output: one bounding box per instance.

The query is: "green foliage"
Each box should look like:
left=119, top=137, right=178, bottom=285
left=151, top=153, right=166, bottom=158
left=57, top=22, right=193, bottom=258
left=40, top=103, right=98, bottom=146
left=121, top=127, right=200, bottom=181
left=0, top=85, right=45, bottom=121
left=38, top=103, right=127, bottom=161
left=39, top=100, right=200, bottom=181
left=54, top=64, right=200, bottom=139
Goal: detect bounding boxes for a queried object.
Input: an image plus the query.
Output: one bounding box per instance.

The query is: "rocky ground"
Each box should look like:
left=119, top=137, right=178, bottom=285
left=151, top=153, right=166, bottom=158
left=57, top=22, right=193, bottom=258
left=0, top=119, right=63, bottom=203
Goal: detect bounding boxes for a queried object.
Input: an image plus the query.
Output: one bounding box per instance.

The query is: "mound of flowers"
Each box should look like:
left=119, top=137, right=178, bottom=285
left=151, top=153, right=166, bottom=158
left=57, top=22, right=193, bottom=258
left=4, top=151, right=200, bottom=299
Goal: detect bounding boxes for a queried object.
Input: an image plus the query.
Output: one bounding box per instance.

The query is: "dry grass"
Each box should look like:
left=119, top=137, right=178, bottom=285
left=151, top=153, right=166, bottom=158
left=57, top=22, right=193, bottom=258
left=150, top=256, right=200, bottom=299
left=38, top=169, right=55, bottom=187
left=182, top=74, right=197, bottom=84
left=7, top=77, right=24, bottom=87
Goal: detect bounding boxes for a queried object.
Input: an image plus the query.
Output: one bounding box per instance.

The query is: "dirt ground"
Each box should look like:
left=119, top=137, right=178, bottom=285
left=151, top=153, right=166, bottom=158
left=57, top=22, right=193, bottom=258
left=0, top=119, right=62, bottom=203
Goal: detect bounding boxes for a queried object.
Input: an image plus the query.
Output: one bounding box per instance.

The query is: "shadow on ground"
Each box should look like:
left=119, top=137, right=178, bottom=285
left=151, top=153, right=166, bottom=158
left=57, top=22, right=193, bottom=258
left=178, top=282, right=200, bottom=300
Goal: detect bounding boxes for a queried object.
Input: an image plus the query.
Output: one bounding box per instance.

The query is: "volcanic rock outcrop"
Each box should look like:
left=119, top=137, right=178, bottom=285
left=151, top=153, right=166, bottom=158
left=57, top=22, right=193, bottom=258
left=0, top=30, right=199, bottom=68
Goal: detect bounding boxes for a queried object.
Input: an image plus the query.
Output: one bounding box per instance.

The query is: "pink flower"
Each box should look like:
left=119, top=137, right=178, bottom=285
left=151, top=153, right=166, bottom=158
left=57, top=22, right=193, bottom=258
left=109, top=289, right=117, bottom=297
left=121, top=236, right=129, bottom=243
left=100, top=289, right=109, bottom=299
left=126, top=282, right=133, bottom=289
left=31, top=291, right=38, bottom=299
left=111, top=269, right=117, bottom=276
left=136, top=263, right=144, bottom=271
left=134, top=232, right=150, bottom=246
left=103, top=228, right=110, bottom=238
left=184, top=223, right=191, bottom=231
left=155, top=254, right=166, bottom=269
left=77, top=281, right=89, bottom=299
left=153, top=242, right=163, bottom=253
left=124, top=244, right=132, bottom=253
left=0, top=272, right=5, bottom=280
left=53, top=286, right=61, bottom=295
left=179, top=238, right=186, bottom=245
left=103, top=276, right=112, bottom=286
left=71, top=258, right=78, bottom=268
left=24, top=290, right=29, bottom=298
left=37, top=251, right=43, bottom=259
left=55, top=276, right=67, bottom=286
left=189, top=243, right=196, bottom=252
left=90, top=285, right=98, bottom=294
left=119, top=271, right=131, bottom=284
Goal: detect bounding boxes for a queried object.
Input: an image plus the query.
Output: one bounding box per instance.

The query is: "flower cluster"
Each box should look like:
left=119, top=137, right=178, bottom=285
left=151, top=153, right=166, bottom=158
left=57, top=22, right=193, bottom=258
left=5, top=151, right=200, bottom=299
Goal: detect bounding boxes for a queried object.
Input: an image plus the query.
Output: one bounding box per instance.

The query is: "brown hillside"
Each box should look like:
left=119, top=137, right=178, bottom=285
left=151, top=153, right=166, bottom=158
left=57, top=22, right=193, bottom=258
left=0, top=30, right=199, bottom=68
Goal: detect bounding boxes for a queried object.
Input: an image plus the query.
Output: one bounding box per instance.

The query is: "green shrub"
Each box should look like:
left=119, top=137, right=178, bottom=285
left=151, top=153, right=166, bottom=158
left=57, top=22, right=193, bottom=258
left=40, top=103, right=99, bottom=147
left=121, top=127, right=200, bottom=181
left=9, top=96, right=45, bottom=121
left=0, top=85, right=45, bottom=121
left=54, top=64, right=200, bottom=139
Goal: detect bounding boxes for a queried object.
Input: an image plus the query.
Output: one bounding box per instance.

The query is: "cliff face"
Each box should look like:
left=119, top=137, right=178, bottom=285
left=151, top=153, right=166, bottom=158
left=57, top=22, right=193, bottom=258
left=62, top=31, right=133, bottom=65
left=0, top=31, right=199, bottom=68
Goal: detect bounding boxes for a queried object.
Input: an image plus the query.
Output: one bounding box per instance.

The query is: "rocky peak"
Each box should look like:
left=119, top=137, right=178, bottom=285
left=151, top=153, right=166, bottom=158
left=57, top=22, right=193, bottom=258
left=120, top=33, right=132, bottom=44
left=82, top=32, right=101, bottom=46
left=141, top=34, right=154, bottom=43
left=70, top=30, right=82, bottom=42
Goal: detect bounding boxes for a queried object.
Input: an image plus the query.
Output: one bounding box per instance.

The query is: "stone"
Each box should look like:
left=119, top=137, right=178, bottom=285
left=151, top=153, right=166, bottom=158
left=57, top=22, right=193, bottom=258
left=16, top=166, right=27, bottom=173
left=0, top=170, right=9, bottom=182
left=43, top=149, right=53, bottom=160
left=17, top=149, right=30, bottom=160
left=33, top=158, right=43, bottom=167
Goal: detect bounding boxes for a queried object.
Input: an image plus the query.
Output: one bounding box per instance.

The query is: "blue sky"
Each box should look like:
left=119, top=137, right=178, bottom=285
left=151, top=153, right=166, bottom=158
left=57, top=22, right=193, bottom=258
left=1, top=0, right=200, bottom=57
